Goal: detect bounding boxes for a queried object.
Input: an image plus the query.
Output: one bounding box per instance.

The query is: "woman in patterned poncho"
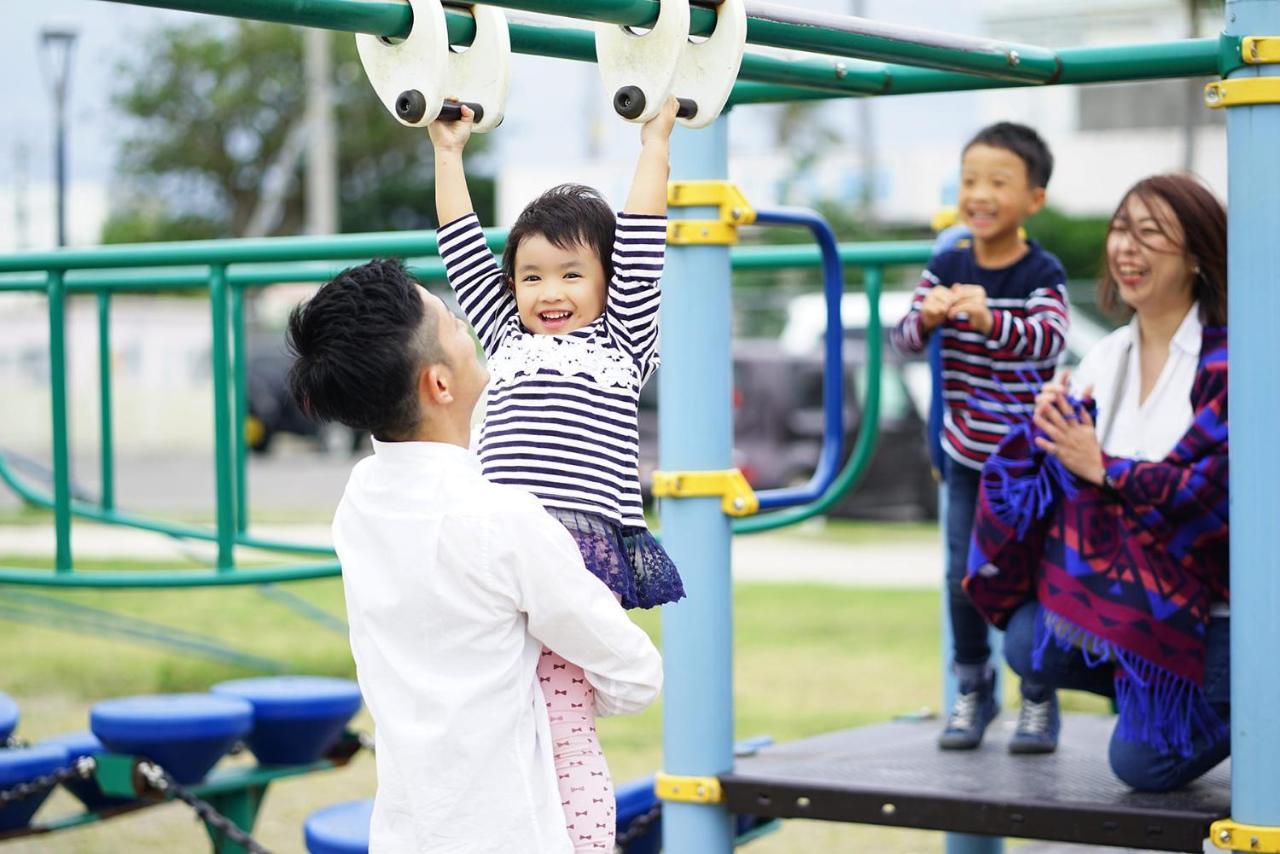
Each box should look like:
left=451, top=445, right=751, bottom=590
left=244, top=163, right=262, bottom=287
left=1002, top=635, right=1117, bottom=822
left=964, top=174, right=1229, bottom=792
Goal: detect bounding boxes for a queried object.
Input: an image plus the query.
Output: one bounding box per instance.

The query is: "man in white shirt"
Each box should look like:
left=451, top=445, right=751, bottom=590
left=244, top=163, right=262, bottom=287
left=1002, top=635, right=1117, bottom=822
left=286, top=259, right=663, bottom=853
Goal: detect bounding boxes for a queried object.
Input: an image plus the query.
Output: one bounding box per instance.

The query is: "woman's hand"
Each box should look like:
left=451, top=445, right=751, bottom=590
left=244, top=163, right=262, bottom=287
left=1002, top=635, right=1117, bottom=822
left=1033, top=397, right=1107, bottom=486
left=1034, top=371, right=1075, bottom=419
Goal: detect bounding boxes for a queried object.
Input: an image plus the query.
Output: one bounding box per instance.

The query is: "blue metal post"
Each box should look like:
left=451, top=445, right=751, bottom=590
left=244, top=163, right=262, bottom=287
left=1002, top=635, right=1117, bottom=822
left=1225, top=0, right=1280, bottom=832
left=659, top=116, right=736, bottom=854
left=930, top=228, right=1004, bottom=854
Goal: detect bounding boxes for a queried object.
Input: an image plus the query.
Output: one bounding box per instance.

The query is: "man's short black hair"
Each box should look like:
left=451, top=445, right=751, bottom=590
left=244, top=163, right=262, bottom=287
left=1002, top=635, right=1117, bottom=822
left=964, top=122, right=1054, bottom=189
left=502, top=184, right=616, bottom=285
left=286, top=259, right=444, bottom=442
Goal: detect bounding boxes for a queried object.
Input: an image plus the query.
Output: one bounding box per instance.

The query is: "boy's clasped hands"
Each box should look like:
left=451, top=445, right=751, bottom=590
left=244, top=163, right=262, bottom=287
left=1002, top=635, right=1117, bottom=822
left=920, top=283, right=993, bottom=334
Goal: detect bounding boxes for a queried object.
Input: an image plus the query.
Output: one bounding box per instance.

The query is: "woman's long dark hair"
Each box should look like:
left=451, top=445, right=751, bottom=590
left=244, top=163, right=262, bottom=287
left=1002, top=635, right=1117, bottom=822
left=1098, top=173, right=1227, bottom=326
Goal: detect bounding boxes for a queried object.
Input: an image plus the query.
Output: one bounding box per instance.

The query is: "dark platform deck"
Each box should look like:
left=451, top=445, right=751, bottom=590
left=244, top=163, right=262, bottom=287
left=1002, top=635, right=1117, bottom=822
left=722, top=714, right=1230, bottom=852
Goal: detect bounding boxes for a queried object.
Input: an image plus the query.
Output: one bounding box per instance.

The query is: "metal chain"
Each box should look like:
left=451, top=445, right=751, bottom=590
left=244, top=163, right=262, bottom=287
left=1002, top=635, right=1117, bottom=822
left=0, top=756, right=96, bottom=807
left=136, top=761, right=272, bottom=854
left=614, top=802, right=662, bottom=852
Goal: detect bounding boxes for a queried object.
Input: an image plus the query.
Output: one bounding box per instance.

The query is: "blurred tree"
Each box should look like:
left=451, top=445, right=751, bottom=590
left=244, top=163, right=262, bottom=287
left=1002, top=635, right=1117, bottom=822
left=102, top=20, right=495, bottom=242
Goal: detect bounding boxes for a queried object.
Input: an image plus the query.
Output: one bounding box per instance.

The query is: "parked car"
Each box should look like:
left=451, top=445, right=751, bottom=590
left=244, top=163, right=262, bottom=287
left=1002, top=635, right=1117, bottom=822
left=637, top=335, right=938, bottom=521
left=244, top=329, right=367, bottom=455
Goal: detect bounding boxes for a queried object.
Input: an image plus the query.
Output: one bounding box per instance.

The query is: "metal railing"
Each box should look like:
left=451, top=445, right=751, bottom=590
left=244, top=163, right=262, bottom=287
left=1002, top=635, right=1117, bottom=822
left=0, top=229, right=932, bottom=587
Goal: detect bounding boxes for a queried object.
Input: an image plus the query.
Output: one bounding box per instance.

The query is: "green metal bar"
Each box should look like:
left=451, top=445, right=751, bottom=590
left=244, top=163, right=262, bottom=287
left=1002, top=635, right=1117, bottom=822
left=0, top=236, right=932, bottom=290
left=740, top=2, right=1056, bottom=82
left=0, top=229, right=449, bottom=273
left=734, top=265, right=883, bottom=534
left=0, top=562, right=340, bottom=587
left=731, top=36, right=1222, bottom=103
left=204, top=787, right=266, bottom=854
left=209, top=265, right=236, bottom=569
left=102, top=0, right=1058, bottom=83
left=47, top=270, right=73, bottom=572
left=97, top=291, right=115, bottom=511
left=0, top=449, right=335, bottom=556
left=231, top=285, right=249, bottom=534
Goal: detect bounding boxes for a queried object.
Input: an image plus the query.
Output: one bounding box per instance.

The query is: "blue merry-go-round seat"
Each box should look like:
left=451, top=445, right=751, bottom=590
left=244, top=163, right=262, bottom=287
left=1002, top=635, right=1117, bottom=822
left=304, top=798, right=372, bottom=854
left=39, top=730, right=134, bottom=811
left=0, top=693, right=18, bottom=744
left=89, top=693, right=253, bottom=785
left=0, top=744, right=69, bottom=832
left=211, top=676, right=362, bottom=766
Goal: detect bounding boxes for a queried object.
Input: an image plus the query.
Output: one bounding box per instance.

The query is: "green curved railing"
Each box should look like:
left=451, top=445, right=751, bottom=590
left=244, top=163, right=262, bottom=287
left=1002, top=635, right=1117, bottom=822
left=0, top=227, right=931, bottom=587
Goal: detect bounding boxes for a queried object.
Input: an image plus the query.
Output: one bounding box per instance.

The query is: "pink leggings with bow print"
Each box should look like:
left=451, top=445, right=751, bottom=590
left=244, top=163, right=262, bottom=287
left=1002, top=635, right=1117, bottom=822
left=538, top=648, right=614, bottom=852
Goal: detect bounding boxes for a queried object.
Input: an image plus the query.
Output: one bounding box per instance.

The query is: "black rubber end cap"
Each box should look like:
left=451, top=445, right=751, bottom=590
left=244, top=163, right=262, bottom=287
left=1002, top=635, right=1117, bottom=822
left=613, top=86, right=646, bottom=120
left=396, top=89, right=427, bottom=123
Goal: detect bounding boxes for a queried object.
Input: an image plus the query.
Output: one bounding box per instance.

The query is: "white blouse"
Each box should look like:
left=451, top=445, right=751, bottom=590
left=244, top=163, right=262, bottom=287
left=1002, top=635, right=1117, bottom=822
left=1070, top=304, right=1202, bottom=462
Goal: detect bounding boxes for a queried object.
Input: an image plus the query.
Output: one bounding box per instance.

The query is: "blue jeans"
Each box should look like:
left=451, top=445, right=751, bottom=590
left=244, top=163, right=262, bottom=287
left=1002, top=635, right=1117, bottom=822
left=944, top=458, right=989, bottom=667
left=1004, top=601, right=1231, bottom=791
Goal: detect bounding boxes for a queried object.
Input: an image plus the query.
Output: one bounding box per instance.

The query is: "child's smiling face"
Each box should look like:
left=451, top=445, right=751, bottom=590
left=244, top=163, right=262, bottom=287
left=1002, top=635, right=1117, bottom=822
left=958, top=143, right=1045, bottom=244
left=512, top=233, right=608, bottom=335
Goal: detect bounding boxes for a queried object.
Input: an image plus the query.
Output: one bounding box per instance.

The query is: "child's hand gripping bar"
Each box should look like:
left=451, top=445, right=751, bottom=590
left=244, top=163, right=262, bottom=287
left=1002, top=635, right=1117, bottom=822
left=395, top=91, right=485, bottom=125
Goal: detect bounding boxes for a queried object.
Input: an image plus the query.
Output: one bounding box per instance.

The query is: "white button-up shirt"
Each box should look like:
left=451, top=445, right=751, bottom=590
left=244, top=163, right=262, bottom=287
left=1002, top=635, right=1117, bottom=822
left=333, top=439, right=663, bottom=854
left=1071, top=303, right=1202, bottom=462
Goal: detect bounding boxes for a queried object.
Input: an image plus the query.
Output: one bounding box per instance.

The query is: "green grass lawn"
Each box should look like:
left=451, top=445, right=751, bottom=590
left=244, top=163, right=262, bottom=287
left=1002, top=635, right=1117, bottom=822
left=0, top=552, right=1108, bottom=853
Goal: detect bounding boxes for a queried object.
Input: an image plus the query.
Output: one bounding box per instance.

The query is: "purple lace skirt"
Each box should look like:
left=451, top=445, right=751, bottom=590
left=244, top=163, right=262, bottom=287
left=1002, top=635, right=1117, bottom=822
left=547, top=508, right=685, bottom=610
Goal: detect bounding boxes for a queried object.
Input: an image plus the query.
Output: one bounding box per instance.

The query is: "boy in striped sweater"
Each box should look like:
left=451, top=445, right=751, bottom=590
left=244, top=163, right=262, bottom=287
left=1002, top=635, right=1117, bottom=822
left=893, top=122, right=1069, bottom=754
left=430, top=99, right=683, bottom=852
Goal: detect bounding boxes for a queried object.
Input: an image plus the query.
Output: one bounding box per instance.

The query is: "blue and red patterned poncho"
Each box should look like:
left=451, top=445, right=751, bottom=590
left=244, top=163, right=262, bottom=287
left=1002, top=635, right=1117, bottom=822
left=964, top=325, right=1229, bottom=757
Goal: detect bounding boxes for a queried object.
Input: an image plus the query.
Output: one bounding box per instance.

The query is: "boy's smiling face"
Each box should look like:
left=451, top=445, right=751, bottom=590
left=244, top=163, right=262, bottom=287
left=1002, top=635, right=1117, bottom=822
left=512, top=233, right=608, bottom=335
left=958, top=143, right=1046, bottom=245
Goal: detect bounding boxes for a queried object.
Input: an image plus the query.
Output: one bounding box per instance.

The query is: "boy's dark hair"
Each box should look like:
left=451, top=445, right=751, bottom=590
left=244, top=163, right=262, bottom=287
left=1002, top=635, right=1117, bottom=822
left=964, top=122, right=1054, bottom=189
left=286, top=259, right=445, bottom=442
left=502, top=184, right=616, bottom=285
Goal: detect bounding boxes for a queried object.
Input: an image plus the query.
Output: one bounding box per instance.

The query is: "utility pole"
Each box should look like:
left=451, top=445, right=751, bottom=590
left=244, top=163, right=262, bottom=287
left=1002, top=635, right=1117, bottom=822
left=305, top=27, right=339, bottom=235
left=850, top=0, right=877, bottom=224
left=39, top=27, right=78, bottom=247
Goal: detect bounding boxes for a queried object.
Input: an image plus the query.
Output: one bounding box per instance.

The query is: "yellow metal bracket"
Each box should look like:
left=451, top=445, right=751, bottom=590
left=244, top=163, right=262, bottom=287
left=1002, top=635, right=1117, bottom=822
left=1211, top=818, right=1280, bottom=852
left=667, top=180, right=756, bottom=245
left=1205, top=77, right=1280, bottom=108
left=1243, top=36, right=1280, bottom=64
left=655, top=772, right=723, bottom=804
left=651, top=468, right=759, bottom=517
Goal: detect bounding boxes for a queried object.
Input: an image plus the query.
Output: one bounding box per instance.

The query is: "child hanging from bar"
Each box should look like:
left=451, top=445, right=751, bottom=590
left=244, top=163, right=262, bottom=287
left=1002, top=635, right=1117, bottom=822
left=430, top=99, right=684, bottom=853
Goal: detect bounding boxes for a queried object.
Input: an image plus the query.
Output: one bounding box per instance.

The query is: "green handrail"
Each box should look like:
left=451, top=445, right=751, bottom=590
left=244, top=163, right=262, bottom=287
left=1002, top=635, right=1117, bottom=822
left=0, top=227, right=930, bottom=588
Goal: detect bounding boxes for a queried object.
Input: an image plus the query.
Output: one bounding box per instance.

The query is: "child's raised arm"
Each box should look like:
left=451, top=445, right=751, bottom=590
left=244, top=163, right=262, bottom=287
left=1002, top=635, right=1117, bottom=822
left=623, top=98, right=679, bottom=216
left=431, top=106, right=516, bottom=355
left=611, top=100, right=678, bottom=380
left=429, top=105, right=478, bottom=225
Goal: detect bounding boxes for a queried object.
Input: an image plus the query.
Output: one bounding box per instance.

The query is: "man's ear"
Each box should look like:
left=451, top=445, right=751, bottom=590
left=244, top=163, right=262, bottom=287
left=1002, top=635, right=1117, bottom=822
left=421, top=363, right=453, bottom=406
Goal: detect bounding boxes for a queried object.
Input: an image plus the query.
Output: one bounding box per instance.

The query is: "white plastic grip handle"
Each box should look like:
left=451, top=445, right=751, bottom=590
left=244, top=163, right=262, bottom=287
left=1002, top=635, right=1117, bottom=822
left=355, top=0, right=449, bottom=128
left=596, top=0, right=690, bottom=124
left=356, top=0, right=510, bottom=133
left=444, top=4, right=510, bottom=133
left=671, top=0, right=747, bottom=129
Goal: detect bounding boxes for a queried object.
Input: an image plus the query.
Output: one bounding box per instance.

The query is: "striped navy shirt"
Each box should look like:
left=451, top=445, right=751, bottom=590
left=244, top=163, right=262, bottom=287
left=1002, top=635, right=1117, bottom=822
left=892, top=241, right=1069, bottom=470
left=438, top=212, right=666, bottom=528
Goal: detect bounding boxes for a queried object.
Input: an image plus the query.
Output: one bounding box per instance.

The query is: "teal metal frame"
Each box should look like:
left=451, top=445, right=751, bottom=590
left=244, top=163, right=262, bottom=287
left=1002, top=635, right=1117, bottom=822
left=5, top=3, right=1275, bottom=853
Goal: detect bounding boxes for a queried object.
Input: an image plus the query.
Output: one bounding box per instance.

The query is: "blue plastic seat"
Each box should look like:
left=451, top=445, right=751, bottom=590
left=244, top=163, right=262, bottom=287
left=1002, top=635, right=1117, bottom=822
left=39, top=730, right=134, bottom=811
left=90, top=693, right=253, bottom=785
left=615, top=776, right=661, bottom=854
left=304, top=798, right=372, bottom=854
left=0, top=744, right=69, bottom=832
left=211, top=676, right=362, bottom=766
left=0, top=692, right=17, bottom=744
